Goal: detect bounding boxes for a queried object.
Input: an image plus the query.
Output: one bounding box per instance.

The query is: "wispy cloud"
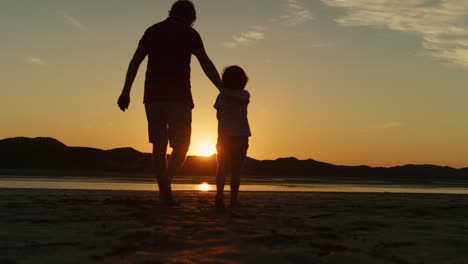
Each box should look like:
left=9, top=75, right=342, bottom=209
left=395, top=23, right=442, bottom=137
left=25, top=57, right=47, bottom=66
left=307, top=42, right=331, bottom=48
left=281, top=0, right=314, bottom=25
left=321, top=0, right=468, bottom=69
left=223, top=0, right=313, bottom=48
left=58, top=10, right=87, bottom=31
left=223, top=27, right=266, bottom=48
left=378, top=122, right=403, bottom=129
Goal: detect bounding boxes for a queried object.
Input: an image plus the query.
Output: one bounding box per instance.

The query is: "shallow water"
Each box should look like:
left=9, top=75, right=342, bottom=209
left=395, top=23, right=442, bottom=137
left=1, top=177, right=468, bottom=194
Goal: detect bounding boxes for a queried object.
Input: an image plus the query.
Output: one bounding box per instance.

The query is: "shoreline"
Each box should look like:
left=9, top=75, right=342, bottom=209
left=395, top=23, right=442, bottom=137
left=3, top=178, right=468, bottom=195
left=3, top=172, right=468, bottom=191
left=2, top=189, right=468, bottom=263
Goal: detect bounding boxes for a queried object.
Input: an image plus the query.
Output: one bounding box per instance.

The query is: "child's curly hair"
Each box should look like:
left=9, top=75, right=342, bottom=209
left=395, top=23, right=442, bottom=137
left=222, top=66, right=248, bottom=90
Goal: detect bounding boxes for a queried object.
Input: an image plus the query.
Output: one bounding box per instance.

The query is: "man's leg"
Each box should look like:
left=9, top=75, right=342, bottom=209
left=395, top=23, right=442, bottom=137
left=160, top=143, right=188, bottom=206
left=145, top=102, right=171, bottom=205
left=152, top=140, right=169, bottom=203
left=166, top=102, right=192, bottom=203
left=167, top=144, right=189, bottom=185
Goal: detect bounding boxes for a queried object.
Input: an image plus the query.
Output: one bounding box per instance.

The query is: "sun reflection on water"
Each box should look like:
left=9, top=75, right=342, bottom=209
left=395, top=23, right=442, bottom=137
left=198, top=182, right=211, bottom=191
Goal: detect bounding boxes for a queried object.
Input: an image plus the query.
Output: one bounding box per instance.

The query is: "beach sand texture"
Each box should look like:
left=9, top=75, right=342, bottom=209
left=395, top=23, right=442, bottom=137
left=1, top=189, right=468, bottom=264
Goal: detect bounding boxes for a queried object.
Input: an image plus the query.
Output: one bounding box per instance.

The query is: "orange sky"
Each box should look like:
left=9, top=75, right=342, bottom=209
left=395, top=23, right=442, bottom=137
left=1, top=1, right=468, bottom=168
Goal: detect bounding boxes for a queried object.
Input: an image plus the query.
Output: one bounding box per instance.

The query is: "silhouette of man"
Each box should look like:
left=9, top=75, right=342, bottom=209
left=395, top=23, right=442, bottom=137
left=117, top=0, right=222, bottom=205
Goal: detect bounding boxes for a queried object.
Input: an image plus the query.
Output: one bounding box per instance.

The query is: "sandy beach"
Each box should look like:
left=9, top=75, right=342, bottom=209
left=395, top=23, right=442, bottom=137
left=1, top=188, right=468, bottom=264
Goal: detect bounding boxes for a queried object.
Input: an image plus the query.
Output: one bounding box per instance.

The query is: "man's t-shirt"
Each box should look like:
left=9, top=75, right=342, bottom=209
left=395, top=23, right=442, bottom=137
left=139, top=17, right=204, bottom=106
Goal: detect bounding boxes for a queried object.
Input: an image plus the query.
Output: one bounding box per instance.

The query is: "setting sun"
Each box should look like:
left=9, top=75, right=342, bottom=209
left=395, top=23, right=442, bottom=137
left=194, top=143, right=216, bottom=157
left=198, top=182, right=212, bottom=192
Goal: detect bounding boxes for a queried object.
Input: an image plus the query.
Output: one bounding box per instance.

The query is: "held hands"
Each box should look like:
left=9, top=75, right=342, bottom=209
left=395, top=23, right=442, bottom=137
left=217, top=81, right=224, bottom=92
left=117, top=92, right=130, bottom=112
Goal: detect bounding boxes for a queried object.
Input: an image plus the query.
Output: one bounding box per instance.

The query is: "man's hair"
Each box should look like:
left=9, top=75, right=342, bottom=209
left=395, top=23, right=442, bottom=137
left=222, top=66, right=248, bottom=90
left=169, top=0, right=196, bottom=25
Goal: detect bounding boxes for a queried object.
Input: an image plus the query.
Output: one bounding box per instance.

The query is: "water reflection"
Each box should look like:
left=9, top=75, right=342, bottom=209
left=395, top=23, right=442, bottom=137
left=198, top=182, right=211, bottom=191
left=1, top=178, right=468, bottom=194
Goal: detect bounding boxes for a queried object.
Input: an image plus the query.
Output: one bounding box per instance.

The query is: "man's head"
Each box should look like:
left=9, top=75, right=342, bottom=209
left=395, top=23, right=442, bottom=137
left=169, top=0, right=197, bottom=26
left=222, top=66, right=248, bottom=90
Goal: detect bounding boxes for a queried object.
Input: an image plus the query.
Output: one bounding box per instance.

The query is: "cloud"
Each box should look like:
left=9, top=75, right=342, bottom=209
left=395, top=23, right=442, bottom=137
left=58, top=10, right=87, bottom=31
left=307, top=42, right=331, bottom=48
left=25, top=57, right=47, bottom=66
left=223, top=28, right=266, bottom=48
left=223, top=0, right=313, bottom=48
left=281, top=0, right=315, bottom=25
left=378, top=122, right=403, bottom=129
left=321, top=0, right=468, bottom=68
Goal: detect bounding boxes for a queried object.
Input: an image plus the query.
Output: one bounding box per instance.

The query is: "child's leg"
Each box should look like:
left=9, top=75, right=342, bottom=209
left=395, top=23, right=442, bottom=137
left=230, top=138, right=248, bottom=207
left=215, top=140, right=229, bottom=207
left=230, top=167, right=240, bottom=207
left=215, top=162, right=227, bottom=203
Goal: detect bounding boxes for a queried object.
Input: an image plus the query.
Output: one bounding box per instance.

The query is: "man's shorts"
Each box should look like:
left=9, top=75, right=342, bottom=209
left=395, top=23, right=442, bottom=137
left=144, top=101, right=192, bottom=148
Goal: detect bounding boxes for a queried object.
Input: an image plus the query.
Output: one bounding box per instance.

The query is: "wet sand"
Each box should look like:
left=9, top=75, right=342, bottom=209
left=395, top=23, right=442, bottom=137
left=1, top=188, right=468, bottom=263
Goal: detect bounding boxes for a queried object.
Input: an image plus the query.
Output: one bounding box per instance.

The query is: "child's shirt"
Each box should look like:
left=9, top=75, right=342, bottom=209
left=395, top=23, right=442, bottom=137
left=214, top=90, right=251, bottom=137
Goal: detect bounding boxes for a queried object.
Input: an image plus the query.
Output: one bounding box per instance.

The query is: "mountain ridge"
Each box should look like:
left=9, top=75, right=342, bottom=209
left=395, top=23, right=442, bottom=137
left=0, top=137, right=466, bottom=179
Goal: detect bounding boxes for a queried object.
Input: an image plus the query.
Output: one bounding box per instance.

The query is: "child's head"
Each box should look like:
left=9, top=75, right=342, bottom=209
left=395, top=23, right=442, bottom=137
left=222, top=65, right=248, bottom=90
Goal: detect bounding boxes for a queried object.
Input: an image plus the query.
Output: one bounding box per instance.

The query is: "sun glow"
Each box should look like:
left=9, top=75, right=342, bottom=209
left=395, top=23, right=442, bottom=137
left=194, top=143, right=216, bottom=157
left=198, top=182, right=212, bottom=192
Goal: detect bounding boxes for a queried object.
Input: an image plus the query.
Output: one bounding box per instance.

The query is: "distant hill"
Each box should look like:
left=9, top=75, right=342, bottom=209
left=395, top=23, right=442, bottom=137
left=0, top=137, right=467, bottom=180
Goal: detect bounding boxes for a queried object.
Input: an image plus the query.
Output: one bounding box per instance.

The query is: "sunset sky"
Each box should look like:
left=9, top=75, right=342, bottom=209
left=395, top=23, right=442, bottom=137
left=1, top=0, right=468, bottom=167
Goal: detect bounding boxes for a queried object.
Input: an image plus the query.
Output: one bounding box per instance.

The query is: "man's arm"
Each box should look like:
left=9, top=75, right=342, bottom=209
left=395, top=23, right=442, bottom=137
left=193, top=47, right=222, bottom=91
left=117, top=45, right=147, bottom=112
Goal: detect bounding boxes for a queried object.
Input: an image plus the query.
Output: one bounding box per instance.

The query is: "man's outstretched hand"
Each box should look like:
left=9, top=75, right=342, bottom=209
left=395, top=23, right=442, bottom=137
left=118, top=93, right=130, bottom=112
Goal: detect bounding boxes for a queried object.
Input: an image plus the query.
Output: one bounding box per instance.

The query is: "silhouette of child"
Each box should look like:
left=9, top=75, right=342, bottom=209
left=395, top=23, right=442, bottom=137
left=214, top=66, right=251, bottom=208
